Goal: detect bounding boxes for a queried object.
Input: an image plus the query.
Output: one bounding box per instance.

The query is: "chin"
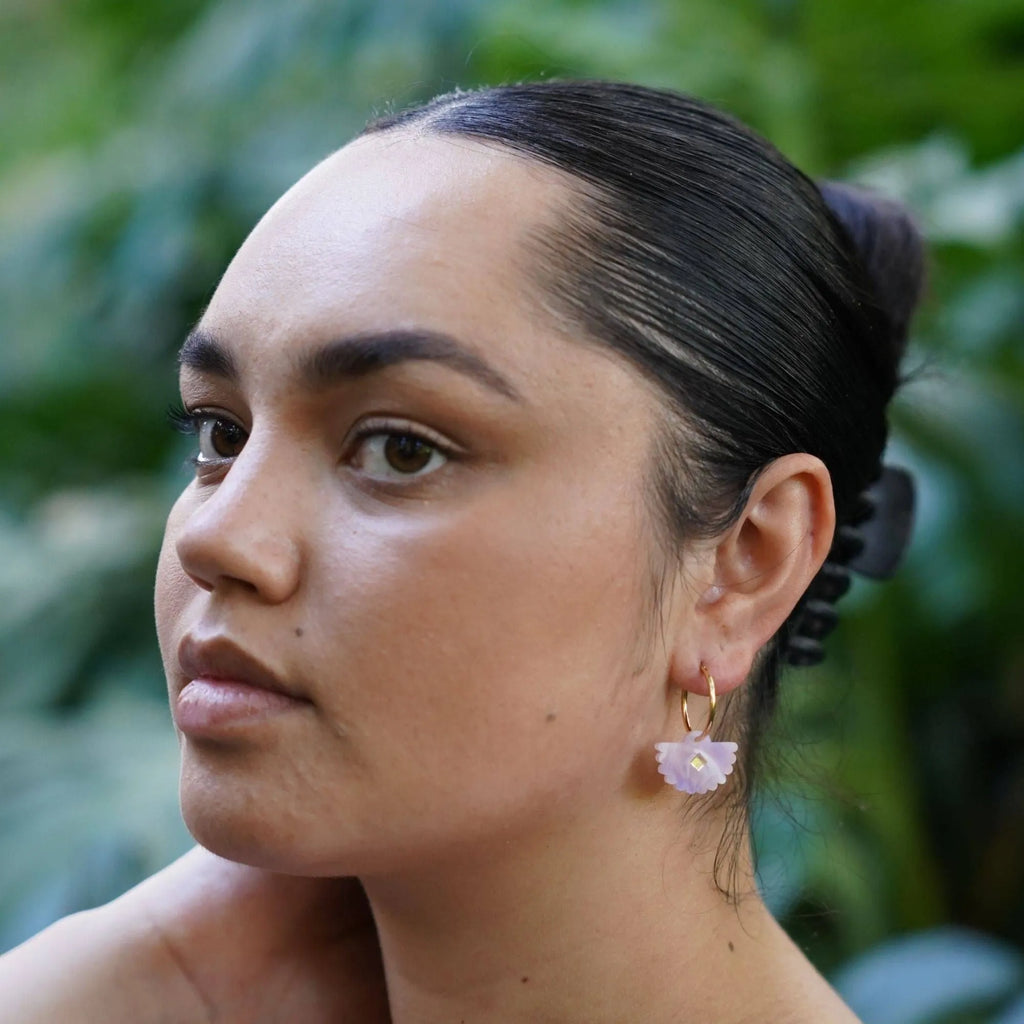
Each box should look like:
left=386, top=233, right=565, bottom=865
left=177, top=752, right=320, bottom=874
left=181, top=787, right=286, bottom=874
left=177, top=749, right=398, bottom=878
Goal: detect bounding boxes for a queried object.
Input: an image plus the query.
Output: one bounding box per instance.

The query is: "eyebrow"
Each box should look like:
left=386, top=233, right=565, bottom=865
left=178, top=327, right=522, bottom=403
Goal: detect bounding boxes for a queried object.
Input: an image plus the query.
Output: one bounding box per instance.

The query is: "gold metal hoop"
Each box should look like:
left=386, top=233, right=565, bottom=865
left=681, top=663, right=717, bottom=739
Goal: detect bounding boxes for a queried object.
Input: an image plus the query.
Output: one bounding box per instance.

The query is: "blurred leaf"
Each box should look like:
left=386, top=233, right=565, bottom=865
left=0, top=485, right=168, bottom=710
left=833, top=928, right=1024, bottom=1024
left=0, top=697, right=189, bottom=953
left=994, top=992, right=1024, bottom=1024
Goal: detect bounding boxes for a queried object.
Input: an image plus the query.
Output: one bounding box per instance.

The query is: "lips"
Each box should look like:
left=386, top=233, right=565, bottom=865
left=174, top=633, right=311, bottom=738
left=177, top=633, right=305, bottom=701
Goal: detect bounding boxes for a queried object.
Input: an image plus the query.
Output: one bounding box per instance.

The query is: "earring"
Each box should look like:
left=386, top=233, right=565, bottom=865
left=655, top=663, right=738, bottom=795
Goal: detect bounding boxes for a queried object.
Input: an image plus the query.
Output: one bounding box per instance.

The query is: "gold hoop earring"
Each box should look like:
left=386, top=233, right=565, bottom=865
left=655, top=662, right=738, bottom=795
left=681, top=662, right=717, bottom=738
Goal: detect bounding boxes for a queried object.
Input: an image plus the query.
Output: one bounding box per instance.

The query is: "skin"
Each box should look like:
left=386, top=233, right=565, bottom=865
left=0, top=849, right=390, bottom=1023
left=158, top=133, right=677, bottom=880
left=0, top=129, right=858, bottom=1023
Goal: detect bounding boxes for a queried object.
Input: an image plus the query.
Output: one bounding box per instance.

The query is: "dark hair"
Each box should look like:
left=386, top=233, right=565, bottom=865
left=365, top=80, right=924, bottom=826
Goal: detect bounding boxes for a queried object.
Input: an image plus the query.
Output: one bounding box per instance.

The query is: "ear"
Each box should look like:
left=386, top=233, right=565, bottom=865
left=669, top=454, right=835, bottom=697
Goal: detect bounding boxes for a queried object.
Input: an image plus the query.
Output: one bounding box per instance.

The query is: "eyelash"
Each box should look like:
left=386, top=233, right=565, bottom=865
left=166, top=403, right=208, bottom=462
left=165, top=403, right=456, bottom=479
left=166, top=403, right=203, bottom=440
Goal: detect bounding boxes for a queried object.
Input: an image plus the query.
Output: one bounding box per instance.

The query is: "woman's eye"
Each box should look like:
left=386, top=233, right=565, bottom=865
left=353, top=431, right=448, bottom=480
left=166, top=404, right=248, bottom=467
left=197, top=416, right=247, bottom=462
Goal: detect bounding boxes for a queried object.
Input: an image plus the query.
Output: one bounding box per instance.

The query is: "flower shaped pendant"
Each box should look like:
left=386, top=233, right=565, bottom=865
left=655, top=732, right=738, bottom=794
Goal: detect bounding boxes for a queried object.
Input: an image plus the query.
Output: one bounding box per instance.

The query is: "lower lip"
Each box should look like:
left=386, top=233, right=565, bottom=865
left=175, top=677, right=309, bottom=738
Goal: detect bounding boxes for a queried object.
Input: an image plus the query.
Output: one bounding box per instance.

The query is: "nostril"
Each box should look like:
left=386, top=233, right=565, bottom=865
left=179, top=549, right=265, bottom=596
left=182, top=566, right=215, bottom=593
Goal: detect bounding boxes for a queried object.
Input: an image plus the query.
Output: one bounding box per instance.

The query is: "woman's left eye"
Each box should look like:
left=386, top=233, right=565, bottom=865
left=351, top=429, right=449, bottom=481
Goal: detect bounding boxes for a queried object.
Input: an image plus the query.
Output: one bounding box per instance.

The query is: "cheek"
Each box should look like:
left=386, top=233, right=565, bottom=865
left=306, top=479, right=658, bottom=807
left=170, top=469, right=666, bottom=875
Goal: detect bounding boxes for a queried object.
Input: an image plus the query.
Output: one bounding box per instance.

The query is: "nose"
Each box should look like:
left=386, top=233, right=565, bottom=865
left=174, top=445, right=304, bottom=604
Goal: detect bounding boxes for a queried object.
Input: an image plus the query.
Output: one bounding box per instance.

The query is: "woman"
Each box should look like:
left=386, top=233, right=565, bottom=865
left=0, top=80, right=922, bottom=1022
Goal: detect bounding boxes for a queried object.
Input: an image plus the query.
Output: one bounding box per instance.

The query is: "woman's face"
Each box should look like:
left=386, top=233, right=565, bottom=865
left=155, top=131, right=680, bottom=877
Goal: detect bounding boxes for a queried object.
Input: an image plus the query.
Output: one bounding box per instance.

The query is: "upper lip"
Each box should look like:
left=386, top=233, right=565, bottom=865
left=177, top=633, right=306, bottom=701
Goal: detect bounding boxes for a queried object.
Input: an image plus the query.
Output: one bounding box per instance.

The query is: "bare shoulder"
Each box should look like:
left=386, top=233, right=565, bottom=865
left=0, top=903, right=197, bottom=1024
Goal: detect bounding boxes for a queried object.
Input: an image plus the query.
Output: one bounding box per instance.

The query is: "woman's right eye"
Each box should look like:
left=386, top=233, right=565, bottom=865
left=167, top=404, right=248, bottom=465
left=195, top=416, right=248, bottom=463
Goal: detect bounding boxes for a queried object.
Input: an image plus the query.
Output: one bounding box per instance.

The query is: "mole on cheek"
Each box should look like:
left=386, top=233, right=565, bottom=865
left=545, top=712, right=557, bottom=723
left=294, top=627, right=304, bottom=638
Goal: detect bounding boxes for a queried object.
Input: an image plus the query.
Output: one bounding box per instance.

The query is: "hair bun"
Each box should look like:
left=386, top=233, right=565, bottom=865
left=785, top=464, right=916, bottom=667
left=818, top=181, right=927, bottom=354
left=847, top=465, right=916, bottom=580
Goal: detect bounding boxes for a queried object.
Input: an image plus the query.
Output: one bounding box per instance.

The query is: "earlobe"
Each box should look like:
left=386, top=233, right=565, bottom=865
left=685, top=454, right=836, bottom=693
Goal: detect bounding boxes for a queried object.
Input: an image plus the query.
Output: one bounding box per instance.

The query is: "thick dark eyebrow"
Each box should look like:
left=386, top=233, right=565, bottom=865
left=178, top=328, right=521, bottom=403
left=178, top=328, right=238, bottom=378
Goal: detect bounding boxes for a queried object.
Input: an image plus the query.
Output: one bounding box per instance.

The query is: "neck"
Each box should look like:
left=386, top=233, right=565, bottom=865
left=360, top=795, right=840, bottom=1024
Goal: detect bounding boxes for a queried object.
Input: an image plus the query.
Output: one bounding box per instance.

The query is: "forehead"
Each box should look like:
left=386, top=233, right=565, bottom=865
left=201, top=131, right=575, bottom=365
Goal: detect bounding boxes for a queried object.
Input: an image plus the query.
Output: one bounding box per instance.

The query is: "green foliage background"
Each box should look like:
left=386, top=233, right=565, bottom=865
left=1, top=0, right=1022, bottom=1018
